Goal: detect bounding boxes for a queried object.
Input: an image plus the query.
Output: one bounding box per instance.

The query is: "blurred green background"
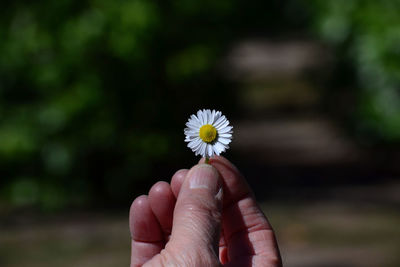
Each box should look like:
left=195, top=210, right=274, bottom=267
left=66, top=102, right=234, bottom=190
left=1, top=0, right=400, bottom=266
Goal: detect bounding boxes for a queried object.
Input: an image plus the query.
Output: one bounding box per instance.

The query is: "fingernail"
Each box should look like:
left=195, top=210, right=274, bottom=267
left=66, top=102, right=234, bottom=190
left=189, top=164, right=220, bottom=195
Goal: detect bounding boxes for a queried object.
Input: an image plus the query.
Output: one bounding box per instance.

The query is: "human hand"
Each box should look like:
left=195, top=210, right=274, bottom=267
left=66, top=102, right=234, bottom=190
left=129, top=156, right=282, bottom=266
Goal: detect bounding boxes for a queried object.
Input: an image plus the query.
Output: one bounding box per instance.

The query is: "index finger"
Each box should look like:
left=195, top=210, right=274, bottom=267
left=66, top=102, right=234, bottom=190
left=203, top=156, right=282, bottom=265
left=200, top=156, right=252, bottom=206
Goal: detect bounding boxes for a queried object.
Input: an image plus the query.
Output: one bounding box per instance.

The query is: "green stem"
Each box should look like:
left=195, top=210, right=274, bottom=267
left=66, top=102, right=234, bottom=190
left=205, top=157, right=210, bottom=164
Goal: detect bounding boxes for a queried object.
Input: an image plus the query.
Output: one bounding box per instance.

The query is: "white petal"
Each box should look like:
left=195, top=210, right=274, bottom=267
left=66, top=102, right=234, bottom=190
left=208, top=110, right=213, bottom=124
left=204, top=110, right=210, bottom=124
left=210, top=110, right=216, bottom=124
left=184, top=128, right=193, bottom=135
left=218, top=138, right=231, bottom=145
left=216, top=120, right=229, bottom=130
left=206, top=110, right=211, bottom=124
left=212, top=111, right=221, bottom=124
left=199, top=142, right=207, bottom=157
left=184, top=127, right=198, bottom=133
left=214, top=142, right=225, bottom=154
left=184, top=131, right=198, bottom=138
left=212, top=144, right=221, bottom=156
left=187, top=120, right=200, bottom=129
left=191, top=114, right=201, bottom=125
left=218, top=125, right=233, bottom=134
left=207, top=144, right=213, bottom=158
left=201, top=110, right=206, bottom=125
left=185, top=128, right=196, bottom=135
left=219, top=133, right=232, bottom=138
left=203, top=110, right=210, bottom=125
left=214, top=116, right=227, bottom=128
left=204, top=109, right=209, bottom=121
left=187, top=134, right=198, bottom=140
left=197, top=110, right=204, bottom=125
left=192, top=141, right=203, bottom=153
left=185, top=122, right=198, bottom=131
left=194, top=143, right=200, bottom=155
left=188, top=138, right=202, bottom=149
left=185, top=132, right=198, bottom=139
left=202, top=109, right=207, bottom=124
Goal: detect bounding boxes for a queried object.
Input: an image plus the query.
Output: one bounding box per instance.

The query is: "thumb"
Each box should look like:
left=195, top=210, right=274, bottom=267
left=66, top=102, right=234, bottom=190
left=169, top=164, right=223, bottom=264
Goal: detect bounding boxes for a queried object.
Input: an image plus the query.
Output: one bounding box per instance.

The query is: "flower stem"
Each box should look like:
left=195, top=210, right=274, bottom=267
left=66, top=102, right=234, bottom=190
left=205, top=157, right=210, bottom=164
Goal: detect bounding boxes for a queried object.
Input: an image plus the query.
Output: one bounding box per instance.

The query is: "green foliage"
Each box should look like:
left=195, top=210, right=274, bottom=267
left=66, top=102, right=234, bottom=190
left=2, top=0, right=399, bottom=210
left=310, top=0, right=400, bottom=142
left=0, top=0, right=255, bottom=210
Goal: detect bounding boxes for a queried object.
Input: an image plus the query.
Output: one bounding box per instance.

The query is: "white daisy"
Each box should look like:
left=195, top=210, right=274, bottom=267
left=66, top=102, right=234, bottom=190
left=184, top=109, right=233, bottom=158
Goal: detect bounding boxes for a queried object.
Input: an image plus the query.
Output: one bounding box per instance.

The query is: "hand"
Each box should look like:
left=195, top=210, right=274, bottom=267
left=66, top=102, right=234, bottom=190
left=129, top=156, right=282, bottom=266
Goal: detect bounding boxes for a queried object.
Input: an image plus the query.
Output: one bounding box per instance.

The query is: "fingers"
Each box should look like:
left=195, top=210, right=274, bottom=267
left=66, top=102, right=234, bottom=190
left=148, top=181, right=176, bottom=239
left=130, top=157, right=281, bottom=266
left=200, top=156, right=252, bottom=206
left=169, top=164, right=223, bottom=266
left=130, top=169, right=188, bottom=267
left=170, top=166, right=230, bottom=264
left=207, top=156, right=282, bottom=266
left=219, top=229, right=229, bottom=264
left=129, top=195, right=164, bottom=267
left=171, top=169, right=188, bottom=197
left=223, top=197, right=281, bottom=265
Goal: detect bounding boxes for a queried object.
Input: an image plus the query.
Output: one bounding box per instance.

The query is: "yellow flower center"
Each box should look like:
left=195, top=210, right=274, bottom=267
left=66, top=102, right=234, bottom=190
left=199, top=124, right=217, bottom=143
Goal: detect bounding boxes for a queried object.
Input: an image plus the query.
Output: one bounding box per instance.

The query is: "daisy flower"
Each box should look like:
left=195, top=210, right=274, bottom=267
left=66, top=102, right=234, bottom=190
left=184, top=109, right=233, bottom=159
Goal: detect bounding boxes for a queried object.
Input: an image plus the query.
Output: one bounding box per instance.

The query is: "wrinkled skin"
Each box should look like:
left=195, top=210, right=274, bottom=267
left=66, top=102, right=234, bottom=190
left=130, top=156, right=282, bottom=267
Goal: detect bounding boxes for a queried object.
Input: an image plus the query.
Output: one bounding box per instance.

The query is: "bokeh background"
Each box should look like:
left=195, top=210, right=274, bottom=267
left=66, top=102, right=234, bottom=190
left=1, top=0, right=400, bottom=266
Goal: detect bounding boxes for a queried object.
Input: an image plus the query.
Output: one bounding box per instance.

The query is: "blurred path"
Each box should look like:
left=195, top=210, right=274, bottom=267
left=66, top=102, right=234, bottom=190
left=267, top=182, right=400, bottom=267
left=233, top=117, right=362, bottom=165
left=1, top=181, right=399, bottom=267
left=225, top=39, right=398, bottom=173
